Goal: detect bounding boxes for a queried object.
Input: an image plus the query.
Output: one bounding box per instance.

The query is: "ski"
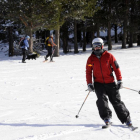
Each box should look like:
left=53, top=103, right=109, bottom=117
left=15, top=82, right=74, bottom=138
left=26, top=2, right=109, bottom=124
left=128, top=126, right=138, bottom=131
left=102, top=122, right=112, bottom=129
left=43, top=60, right=55, bottom=63
left=102, top=123, right=138, bottom=131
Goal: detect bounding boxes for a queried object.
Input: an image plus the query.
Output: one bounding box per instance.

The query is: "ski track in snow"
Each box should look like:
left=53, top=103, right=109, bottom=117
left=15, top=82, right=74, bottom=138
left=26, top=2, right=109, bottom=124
left=14, top=125, right=140, bottom=140
left=15, top=127, right=95, bottom=140
left=0, top=44, right=140, bottom=140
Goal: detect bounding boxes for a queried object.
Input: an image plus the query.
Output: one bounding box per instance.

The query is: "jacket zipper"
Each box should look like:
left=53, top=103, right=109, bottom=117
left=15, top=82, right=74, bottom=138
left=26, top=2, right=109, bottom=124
left=92, top=64, right=95, bottom=81
left=99, top=58, right=105, bottom=83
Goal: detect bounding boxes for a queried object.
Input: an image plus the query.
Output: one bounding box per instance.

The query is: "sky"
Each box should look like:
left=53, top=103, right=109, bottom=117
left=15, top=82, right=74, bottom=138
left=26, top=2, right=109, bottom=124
left=0, top=42, right=140, bottom=140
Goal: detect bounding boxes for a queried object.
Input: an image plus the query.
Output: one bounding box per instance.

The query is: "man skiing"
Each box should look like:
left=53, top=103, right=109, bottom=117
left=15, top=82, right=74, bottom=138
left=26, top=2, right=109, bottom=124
left=21, top=35, right=30, bottom=63
left=44, top=34, right=57, bottom=62
left=86, top=37, right=133, bottom=128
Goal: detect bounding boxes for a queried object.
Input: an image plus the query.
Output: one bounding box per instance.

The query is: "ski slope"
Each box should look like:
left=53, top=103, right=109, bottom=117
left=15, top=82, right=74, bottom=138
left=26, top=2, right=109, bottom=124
left=0, top=43, right=140, bottom=140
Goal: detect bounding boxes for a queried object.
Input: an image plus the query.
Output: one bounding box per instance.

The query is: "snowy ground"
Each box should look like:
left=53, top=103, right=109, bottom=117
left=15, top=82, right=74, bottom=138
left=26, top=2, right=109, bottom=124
left=0, top=42, right=140, bottom=140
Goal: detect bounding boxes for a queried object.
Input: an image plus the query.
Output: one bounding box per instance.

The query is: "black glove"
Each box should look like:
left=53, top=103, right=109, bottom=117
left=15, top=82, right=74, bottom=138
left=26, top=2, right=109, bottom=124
left=88, top=83, right=95, bottom=92
left=116, top=80, right=123, bottom=90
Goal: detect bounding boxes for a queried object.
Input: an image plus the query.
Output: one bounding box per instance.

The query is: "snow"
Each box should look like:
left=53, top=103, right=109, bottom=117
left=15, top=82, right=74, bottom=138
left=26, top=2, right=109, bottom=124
left=0, top=42, right=140, bottom=140
left=95, top=28, right=122, bottom=37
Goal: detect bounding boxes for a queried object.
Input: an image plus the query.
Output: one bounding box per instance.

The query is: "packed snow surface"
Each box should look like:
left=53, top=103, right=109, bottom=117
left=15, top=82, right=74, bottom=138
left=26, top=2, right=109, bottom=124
left=0, top=43, right=140, bottom=140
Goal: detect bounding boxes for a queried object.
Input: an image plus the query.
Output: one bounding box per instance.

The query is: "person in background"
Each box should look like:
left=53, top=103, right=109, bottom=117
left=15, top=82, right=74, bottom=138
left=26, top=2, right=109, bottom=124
left=44, top=34, right=57, bottom=62
left=21, top=35, right=30, bottom=63
left=86, top=37, right=133, bottom=127
left=44, top=36, right=49, bottom=50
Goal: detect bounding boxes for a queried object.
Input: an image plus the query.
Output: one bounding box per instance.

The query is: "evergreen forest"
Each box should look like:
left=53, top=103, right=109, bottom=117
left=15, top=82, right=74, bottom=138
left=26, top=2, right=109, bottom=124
left=0, top=0, right=140, bottom=56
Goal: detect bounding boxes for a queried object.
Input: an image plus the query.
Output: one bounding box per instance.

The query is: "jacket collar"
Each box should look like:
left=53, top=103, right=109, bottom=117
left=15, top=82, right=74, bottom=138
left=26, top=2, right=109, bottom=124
left=92, top=49, right=106, bottom=56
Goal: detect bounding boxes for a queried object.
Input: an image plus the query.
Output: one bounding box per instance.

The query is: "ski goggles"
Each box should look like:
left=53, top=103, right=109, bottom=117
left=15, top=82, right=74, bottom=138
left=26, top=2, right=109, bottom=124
left=92, top=42, right=102, bottom=48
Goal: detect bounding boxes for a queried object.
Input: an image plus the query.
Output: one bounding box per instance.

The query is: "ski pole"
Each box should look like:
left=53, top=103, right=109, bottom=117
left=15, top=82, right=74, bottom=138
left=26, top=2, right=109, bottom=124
left=75, top=91, right=90, bottom=118
left=123, top=87, right=140, bottom=94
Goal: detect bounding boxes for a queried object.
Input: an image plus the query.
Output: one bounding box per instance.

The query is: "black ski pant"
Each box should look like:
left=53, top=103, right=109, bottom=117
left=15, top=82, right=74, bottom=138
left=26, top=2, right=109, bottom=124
left=22, top=48, right=27, bottom=62
left=46, top=46, right=53, bottom=60
left=94, top=82, right=131, bottom=124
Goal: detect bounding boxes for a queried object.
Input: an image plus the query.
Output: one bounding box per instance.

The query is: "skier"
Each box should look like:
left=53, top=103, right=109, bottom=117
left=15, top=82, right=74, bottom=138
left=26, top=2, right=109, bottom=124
left=86, top=37, right=133, bottom=128
left=21, top=35, right=30, bottom=63
left=44, top=36, right=49, bottom=50
left=44, top=34, right=57, bottom=62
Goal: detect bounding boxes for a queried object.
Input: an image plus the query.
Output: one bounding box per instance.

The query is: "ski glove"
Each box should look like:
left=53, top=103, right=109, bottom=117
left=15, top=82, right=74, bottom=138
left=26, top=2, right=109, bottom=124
left=116, top=80, right=123, bottom=90
left=88, top=83, right=95, bottom=92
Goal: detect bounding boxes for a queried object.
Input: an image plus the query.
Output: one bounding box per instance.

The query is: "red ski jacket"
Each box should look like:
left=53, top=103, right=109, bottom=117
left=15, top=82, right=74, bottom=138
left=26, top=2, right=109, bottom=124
left=86, top=50, right=122, bottom=84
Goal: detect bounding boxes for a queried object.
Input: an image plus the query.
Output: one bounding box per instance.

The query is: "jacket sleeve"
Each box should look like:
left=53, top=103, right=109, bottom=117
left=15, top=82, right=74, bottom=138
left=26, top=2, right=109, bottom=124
left=110, top=54, right=122, bottom=81
left=86, top=56, right=93, bottom=85
left=50, top=38, right=57, bottom=46
left=24, top=40, right=29, bottom=48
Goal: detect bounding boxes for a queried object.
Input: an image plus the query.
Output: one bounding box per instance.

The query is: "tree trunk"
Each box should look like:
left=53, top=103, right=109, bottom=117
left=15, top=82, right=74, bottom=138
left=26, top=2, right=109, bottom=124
left=122, top=0, right=128, bottom=49
left=126, top=31, right=129, bottom=44
left=96, top=23, right=100, bottom=37
left=29, top=28, right=33, bottom=52
left=83, top=30, right=86, bottom=51
left=54, top=28, right=59, bottom=56
left=66, top=35, right=68, bottom=52
left=62, top=36, right=67, bottom=53
left=129, top=31, right=133, bottom=47
left=108, top=1, right=112, bottom=50
left=129, top=5, right=134, bottom=48
left=115, top=24, right=118, bottom=43
left=62, top=28, right=68, bottom=53
left=108, top=21, right=112, bottom=50
left=74, top=20, right=79, bottom=53
left=133, top=34, right=137, bottom=43
left=77, top=24, right=81, bottom=42
left=91, top=31, right=94, bottom=47
left=26, top=27, right=33, bottom=53
left=137, top=34, right=140, bottom=46
left=8, top=26, right=14, bottom=56
left=122, top=19, right=127, bottom=49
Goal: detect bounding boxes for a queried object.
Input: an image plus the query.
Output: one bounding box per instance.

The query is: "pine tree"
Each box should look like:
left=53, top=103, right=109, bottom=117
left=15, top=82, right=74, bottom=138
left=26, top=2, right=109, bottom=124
left=1, top=0, right=99, bottom=55
left=1, top=0, right=64, bottom=53
left=60, top=0, right=98, bottom=53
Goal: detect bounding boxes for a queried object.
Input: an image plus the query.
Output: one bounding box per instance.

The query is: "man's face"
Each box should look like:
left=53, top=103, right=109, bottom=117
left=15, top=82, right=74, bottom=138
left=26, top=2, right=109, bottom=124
left=94, top=46, right=101, bottom=50
left=92, top=42, right=102, bottom=50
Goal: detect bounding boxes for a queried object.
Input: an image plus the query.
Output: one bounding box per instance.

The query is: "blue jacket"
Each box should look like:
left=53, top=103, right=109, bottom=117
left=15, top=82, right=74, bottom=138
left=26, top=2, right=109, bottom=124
left=21, top=39, right=29, bottom=50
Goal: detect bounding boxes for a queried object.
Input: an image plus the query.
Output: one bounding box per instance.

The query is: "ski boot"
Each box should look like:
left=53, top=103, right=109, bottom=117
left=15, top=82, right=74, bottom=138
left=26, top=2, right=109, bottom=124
left=125, top=121, right=132, bottom=127
left=22, top=60, right=26, bottom=63
left=125, top=121, right=138, bottom=131
left=104, top=118, right=111, bottom=125
left=102, top=118, right=112, bottom=129
left=44, top=56, right=48, bottom=61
